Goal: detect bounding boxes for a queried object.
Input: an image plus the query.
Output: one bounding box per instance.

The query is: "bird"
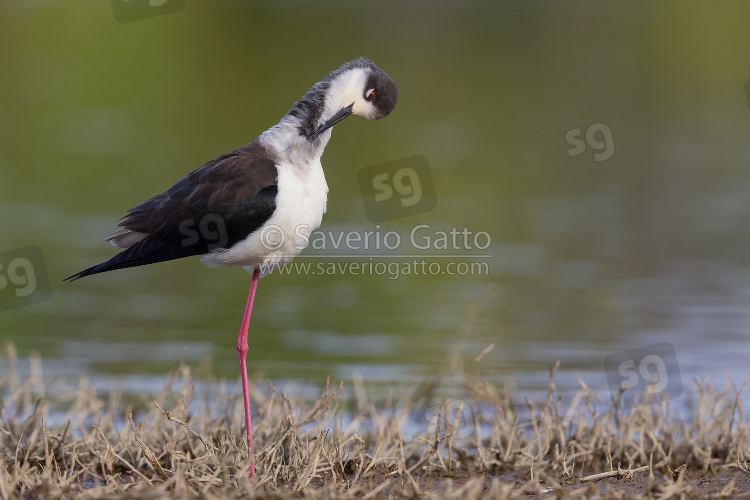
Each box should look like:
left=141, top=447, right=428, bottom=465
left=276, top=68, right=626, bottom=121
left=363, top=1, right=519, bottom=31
left=65, top=58, right=399, bottom=478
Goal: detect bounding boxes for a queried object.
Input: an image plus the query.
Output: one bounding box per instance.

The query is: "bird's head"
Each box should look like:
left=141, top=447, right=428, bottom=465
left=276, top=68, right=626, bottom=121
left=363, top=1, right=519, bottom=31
left=307, top=58, right=399, bottom=142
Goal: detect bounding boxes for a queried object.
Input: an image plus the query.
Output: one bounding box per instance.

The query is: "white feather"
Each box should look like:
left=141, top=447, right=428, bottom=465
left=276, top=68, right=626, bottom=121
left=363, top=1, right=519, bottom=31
left=106, top=228, right=148, bottom=249
left=200, top=120, right=329, bottom=275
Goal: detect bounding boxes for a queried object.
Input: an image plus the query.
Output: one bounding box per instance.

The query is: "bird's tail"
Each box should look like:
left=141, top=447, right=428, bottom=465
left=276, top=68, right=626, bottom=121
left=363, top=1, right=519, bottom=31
left=64, top=236, right=187, bottom=281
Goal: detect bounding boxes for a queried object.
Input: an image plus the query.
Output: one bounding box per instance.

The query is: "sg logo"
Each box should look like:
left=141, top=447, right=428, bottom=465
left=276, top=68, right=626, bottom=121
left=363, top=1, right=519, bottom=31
left=423, top=399, right=475, bottom=439
left=179, top=213, right=229, bottom=252
left=111, top=0, right=185, bottom=24
left=358, top=155, right=437, bottom=223
left=0, top=246, right=52, bottom=312
left=603, top=342, right=683, bottom=410
left=565, top=122, right=615, bottom=162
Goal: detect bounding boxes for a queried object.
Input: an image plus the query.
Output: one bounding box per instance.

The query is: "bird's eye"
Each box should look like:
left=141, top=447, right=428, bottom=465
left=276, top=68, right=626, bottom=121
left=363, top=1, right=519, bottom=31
left=365, top=88, right=376, bottom=101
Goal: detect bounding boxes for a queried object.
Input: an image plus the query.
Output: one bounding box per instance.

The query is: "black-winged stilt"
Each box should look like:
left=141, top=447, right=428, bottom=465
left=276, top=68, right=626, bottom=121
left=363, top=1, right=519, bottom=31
left=66, top=58, right=399, bottom=477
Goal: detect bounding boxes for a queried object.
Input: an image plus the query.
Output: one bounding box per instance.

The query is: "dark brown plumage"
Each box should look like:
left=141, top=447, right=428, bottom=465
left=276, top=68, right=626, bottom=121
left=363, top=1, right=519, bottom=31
left=65, top=141, right=278, bottom=280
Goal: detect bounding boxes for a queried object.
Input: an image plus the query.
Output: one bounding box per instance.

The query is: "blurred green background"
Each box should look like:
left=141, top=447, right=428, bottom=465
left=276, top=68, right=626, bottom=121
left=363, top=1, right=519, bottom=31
left=2, top=1, right=750, bottom=399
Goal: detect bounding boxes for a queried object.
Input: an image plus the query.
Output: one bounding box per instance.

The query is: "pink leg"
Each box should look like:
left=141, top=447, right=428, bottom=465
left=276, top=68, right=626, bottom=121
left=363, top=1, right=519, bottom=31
left=237, top=267, right=261, bottom=478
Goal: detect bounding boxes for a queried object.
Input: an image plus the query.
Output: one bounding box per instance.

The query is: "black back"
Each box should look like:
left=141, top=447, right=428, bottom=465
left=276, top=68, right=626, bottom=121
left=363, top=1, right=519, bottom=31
left=66, top=141, right=278, bottom=280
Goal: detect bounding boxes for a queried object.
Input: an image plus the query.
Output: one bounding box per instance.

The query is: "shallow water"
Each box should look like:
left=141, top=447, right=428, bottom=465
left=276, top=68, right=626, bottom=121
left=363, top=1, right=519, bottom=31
left=2, top=2, right=750, bottom=411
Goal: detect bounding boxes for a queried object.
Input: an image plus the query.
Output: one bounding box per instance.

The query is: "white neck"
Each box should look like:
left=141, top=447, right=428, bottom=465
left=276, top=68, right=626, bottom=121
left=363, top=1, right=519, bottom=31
left=256, top=67, right=371, bottom=168
left=259, top=115, right=332, bottom=169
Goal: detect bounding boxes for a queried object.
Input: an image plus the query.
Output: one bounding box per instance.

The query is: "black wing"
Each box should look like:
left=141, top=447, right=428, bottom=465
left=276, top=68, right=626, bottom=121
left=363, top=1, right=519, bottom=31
left=66, top=141, right=278, bottom=281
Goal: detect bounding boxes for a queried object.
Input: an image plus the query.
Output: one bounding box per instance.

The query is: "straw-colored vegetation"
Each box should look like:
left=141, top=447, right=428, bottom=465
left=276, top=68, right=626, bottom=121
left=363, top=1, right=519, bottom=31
left=1, top=342, right=749, bottom=499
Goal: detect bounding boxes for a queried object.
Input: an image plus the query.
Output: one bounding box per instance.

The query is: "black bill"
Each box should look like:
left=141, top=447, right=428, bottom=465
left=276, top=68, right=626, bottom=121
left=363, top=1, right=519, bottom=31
left=307, top=104, right=354, bottom=142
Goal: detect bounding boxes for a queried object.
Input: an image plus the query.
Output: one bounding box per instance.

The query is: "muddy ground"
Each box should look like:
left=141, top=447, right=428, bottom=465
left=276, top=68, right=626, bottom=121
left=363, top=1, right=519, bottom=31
left=1, top=345, right=749, bottom=498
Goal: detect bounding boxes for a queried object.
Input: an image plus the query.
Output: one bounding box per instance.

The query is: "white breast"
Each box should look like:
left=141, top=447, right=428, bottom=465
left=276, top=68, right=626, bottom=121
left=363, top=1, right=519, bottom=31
left=200, top=159, right=328, bottom=275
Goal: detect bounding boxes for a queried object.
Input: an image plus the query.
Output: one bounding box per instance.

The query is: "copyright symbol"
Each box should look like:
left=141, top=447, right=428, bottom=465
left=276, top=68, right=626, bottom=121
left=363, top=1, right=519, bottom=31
left=260, top=224, right=285, bottom=251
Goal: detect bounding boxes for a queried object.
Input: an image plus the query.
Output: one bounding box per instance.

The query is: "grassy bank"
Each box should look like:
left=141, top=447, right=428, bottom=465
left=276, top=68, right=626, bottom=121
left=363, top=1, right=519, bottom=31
left=0, top=344, right=748, bottom=499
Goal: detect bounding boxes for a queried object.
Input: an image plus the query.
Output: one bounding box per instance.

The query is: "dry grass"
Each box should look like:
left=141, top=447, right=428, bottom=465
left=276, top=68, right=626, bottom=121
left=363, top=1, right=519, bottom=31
left=1, top=343, right=749, bottom=499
